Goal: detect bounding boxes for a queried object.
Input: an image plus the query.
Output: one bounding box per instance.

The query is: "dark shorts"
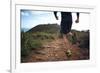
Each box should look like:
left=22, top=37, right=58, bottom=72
left=60, top=21, right=72, bottom=34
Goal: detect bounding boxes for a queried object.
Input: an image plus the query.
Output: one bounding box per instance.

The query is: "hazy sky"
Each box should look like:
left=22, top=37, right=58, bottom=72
left=21, top=10, right=90, bottom=31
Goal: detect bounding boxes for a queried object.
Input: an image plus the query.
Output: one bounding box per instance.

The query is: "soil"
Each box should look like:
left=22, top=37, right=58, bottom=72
left=22, top=38, right=89, bottom=63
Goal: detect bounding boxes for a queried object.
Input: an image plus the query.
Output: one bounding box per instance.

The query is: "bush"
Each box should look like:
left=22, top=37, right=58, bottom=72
left=21, top=32, right=43, bottom=57
left=30, top=40, right=42, bottom=50
left=21, top=31, right=57, bottom=58
left=71, top=30, right=90, bottom=49
left=21, top=32, right=32, bottom=57
left=32, top=32, right=55, bottom=40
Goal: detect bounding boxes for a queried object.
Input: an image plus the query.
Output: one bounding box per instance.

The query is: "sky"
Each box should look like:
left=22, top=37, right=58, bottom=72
left=21, top=10, right=90, bottom=32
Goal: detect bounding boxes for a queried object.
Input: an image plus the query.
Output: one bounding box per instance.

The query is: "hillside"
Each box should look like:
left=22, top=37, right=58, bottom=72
left=21, top=24, right=90, bottom=63
left=27, top=23, right=60, bottom=33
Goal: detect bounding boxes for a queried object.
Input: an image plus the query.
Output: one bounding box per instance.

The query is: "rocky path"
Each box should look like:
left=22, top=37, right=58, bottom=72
left=22, top=38, right=89, bottom=63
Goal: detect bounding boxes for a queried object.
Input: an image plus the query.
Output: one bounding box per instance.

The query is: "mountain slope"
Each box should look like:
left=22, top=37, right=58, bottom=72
left=27, top=24, right=60, bottom=33
left=21, top=24, right=90, bottom=63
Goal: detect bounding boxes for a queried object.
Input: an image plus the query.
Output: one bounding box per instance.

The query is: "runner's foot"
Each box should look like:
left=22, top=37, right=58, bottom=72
left=66, top=49, right=72, bottom=57
left=68, top=32, right=73, bottom=36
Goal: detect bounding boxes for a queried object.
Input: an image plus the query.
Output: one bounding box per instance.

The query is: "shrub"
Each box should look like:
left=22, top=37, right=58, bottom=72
left=21, top=32, right=43, bottom=57
left=30, top=40, right=42, bottom=50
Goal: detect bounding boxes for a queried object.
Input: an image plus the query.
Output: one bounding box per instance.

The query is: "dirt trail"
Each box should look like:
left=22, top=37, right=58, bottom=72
left=22, top=38, right=89, bottom=63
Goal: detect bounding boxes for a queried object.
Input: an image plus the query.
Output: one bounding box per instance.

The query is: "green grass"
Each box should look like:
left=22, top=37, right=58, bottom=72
left=21, top=29, right=89, bottom=58
left=21, top=31, right=56, bottom=58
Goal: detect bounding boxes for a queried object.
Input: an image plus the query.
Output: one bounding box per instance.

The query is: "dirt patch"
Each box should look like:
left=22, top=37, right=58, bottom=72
left=22, top=38, right=89, bottom=63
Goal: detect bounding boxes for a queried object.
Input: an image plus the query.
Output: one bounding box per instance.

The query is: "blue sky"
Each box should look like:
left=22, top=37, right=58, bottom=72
left=21, top=10, right=90, bottom=31
left=21, top=10, right=59, bottom=30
